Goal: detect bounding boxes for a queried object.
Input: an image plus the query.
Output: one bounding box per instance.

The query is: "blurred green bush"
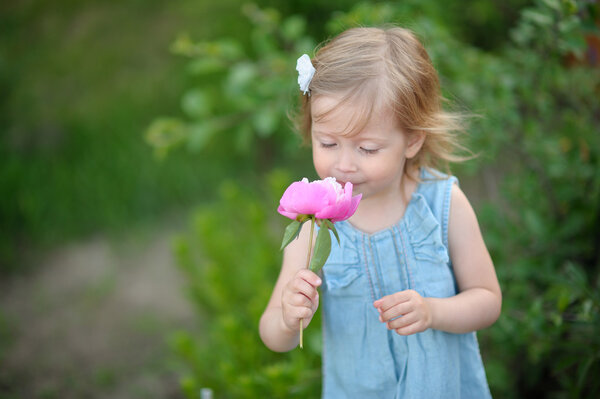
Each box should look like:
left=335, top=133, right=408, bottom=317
left=466, top=1, right=600, bottom=395
left=145, top=3, right=316, bottom=169
left=171, top=171, right=322, bottom=398
left=159, top=1, right=600, bottom=397
left=0, top=0, right=259, bottom=271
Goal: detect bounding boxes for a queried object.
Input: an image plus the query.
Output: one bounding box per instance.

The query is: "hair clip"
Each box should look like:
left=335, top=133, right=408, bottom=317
left=296, top=54, right=315, bottom=95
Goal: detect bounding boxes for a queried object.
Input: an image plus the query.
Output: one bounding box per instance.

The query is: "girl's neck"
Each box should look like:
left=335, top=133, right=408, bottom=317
left=348, top=170, right=419, bottom=234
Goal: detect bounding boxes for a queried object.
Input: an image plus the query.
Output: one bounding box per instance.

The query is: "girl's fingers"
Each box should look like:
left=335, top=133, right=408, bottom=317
left=374, top=290, right=430, bottom=335
left=296, top=269, right=322, bottom=288
left=386, top=311, right=417, bottom=330
left=288, top=304, right=314, bottom=319
left=290, top=292, right=313, bottom=307
left=289, top=305, right=316, bottom=328
left=292, top=270, right=321, bottom=300
left=291, top=278, right=318, bottom=303
left=374, top=290, right=413, bottom=311
left=395, top=320, right=427, bottom=336
left=282, top=269, right=322, bottom=331
left=378, top=301, right=413, bottom=323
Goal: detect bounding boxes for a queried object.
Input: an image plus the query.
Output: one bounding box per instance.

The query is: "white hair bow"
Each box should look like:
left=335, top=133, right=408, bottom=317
left=296, top=54, right=315, bottom=95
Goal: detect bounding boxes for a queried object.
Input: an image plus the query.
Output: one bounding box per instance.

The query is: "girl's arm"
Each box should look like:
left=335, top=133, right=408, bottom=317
left=259, top=223, right=321, bottom=352
left=375, top=184, right=501, bottom=335
left=427, top=184, right=502, bottom=333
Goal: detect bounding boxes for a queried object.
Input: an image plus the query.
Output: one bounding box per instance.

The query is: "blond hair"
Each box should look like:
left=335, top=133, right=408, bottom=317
left=296, top=26, right=469, bottom=176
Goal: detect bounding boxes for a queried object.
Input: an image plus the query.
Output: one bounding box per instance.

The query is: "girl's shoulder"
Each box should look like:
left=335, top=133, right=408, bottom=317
left=418, top=167, right=457, bottom=183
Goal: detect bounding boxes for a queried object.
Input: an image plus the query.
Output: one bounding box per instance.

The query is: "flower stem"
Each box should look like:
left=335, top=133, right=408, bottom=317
left=300, top=216, right=316, bottom=349
left=306, top=216, right=315, bottom=269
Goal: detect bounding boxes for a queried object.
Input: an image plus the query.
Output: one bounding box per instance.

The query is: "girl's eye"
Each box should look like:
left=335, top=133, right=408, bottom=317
left=320, top=142, right=336, bottom=148
left=360, top=147, right=379, bottom=154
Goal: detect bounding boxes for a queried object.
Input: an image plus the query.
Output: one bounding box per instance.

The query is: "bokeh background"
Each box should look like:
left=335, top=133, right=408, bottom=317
left=1, top=0, right=599, bottom=398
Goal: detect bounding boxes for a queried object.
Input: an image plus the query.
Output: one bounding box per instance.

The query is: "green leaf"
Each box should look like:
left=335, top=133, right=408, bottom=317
left=523, top=9, right=553, bottom=27
left=215, top=38, right=244, bottom=60
left=187, top=121, right=216, bottom=151
left=322, top=219, right=340, bottom=245
left=144, top=117, right=188, bottom=158
left=235, top=124, right=254, bottom=153
left=181, top=89, right=211, bottom=119
left=280, top=220, right=302, bottom=250
left=541, top=0, right=561, bottom=12
left=309, top=226, right=331, bottom=272
left=226, top=62, right=257, bottom=94
left=187, top=58, right=224, bottom=75
left=252, top=107, right=279, bottom=138
left=281, top=16, right=306, bottom=41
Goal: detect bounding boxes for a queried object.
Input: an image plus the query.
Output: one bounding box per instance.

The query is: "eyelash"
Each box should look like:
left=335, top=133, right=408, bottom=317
left=361, top=147, right=379, bottom=155
left=319, top=142, right=379, bottom=154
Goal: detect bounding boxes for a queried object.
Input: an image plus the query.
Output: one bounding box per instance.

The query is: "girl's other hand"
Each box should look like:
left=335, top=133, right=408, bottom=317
left=281, top=269, right=322, bottom=332
left=374, top=290, right=432, bottom=335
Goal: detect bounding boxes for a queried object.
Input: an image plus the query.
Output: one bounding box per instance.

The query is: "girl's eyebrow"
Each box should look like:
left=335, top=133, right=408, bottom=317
left=353, top=132, right=389, bottom=143
left=311, top=130, right=336, bottom=137
left=312, top=128, right=389, bottom=143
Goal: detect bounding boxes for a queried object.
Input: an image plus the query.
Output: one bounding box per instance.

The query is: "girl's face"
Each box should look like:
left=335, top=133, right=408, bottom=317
left=311, top=95, right=423, bottom=203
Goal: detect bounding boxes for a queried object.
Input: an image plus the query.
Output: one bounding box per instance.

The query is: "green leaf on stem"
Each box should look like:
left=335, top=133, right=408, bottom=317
left=280, top=220, right=303, bottom=250
left=322, top=219, right=340, bottom=245
left=309, top=225, right=331, bottom=272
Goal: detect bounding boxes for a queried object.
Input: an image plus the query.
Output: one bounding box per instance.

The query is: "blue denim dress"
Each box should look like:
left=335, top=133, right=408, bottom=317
left=320, top=169, right=492, bottom=398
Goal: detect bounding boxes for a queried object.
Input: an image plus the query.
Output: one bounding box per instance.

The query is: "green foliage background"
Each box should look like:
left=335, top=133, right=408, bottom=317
left=2, top=0, right=599, bottom=397
left=0, top=0, right=255, bottom=270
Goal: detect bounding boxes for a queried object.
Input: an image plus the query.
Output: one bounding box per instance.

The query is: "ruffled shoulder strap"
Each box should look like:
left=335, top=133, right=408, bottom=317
left=415, top=168, right=458, bottom=249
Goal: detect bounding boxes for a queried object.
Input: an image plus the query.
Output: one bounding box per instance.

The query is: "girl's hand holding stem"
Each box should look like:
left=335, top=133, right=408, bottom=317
left=281, top=269, right=322, bottom=333
left=265, top=177, right=361, bottom=350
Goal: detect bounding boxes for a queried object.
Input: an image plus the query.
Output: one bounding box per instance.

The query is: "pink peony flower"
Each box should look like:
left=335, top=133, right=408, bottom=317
left=277, top=177, right=362, bottom=222
left=277, top=177, right=361, bottom=349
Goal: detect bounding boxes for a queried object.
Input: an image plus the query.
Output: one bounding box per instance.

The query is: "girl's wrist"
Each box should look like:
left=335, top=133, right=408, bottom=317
left=424, top=297, right=438, bottom=331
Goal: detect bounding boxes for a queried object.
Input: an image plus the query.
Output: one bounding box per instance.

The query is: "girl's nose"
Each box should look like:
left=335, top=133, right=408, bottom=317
left=336, top=148, right=358, bottom=173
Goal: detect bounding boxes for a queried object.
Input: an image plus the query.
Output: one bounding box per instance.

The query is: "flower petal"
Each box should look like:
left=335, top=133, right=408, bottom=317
left=277, top=205, right=298, bottom=220
left=278, top=177, right=361, bottom=222
left=279, top=179, right=328, bottom=216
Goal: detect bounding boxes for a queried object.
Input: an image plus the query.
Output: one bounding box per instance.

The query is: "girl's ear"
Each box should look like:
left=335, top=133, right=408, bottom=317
left=405, top=131, right=426, bottom=159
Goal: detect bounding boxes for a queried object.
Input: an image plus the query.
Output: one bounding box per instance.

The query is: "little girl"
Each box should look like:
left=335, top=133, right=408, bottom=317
left=259, top=26, right=501, bottom=398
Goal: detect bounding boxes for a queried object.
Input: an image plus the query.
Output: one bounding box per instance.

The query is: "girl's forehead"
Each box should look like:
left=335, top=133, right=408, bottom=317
left=311, top=94, right=396, bottom=138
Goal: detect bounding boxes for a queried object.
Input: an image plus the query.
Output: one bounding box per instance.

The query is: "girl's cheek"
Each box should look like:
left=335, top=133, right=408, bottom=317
left=312, top=157, right=330, bottom=178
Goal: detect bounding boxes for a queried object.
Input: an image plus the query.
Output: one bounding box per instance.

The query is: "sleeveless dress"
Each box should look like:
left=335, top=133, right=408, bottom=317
left=320, top=168, right=492, bottom=398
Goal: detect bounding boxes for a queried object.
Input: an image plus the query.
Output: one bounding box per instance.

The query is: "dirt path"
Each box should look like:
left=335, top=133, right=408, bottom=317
left=0, top=220, right=195, bottom=398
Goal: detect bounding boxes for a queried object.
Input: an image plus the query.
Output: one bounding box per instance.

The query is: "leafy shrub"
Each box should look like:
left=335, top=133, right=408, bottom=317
left=145, top=4, right=316, bottom=173
left=466, top=1, right=600, bottom=396
left=170, top=171, right=322, bottom=398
